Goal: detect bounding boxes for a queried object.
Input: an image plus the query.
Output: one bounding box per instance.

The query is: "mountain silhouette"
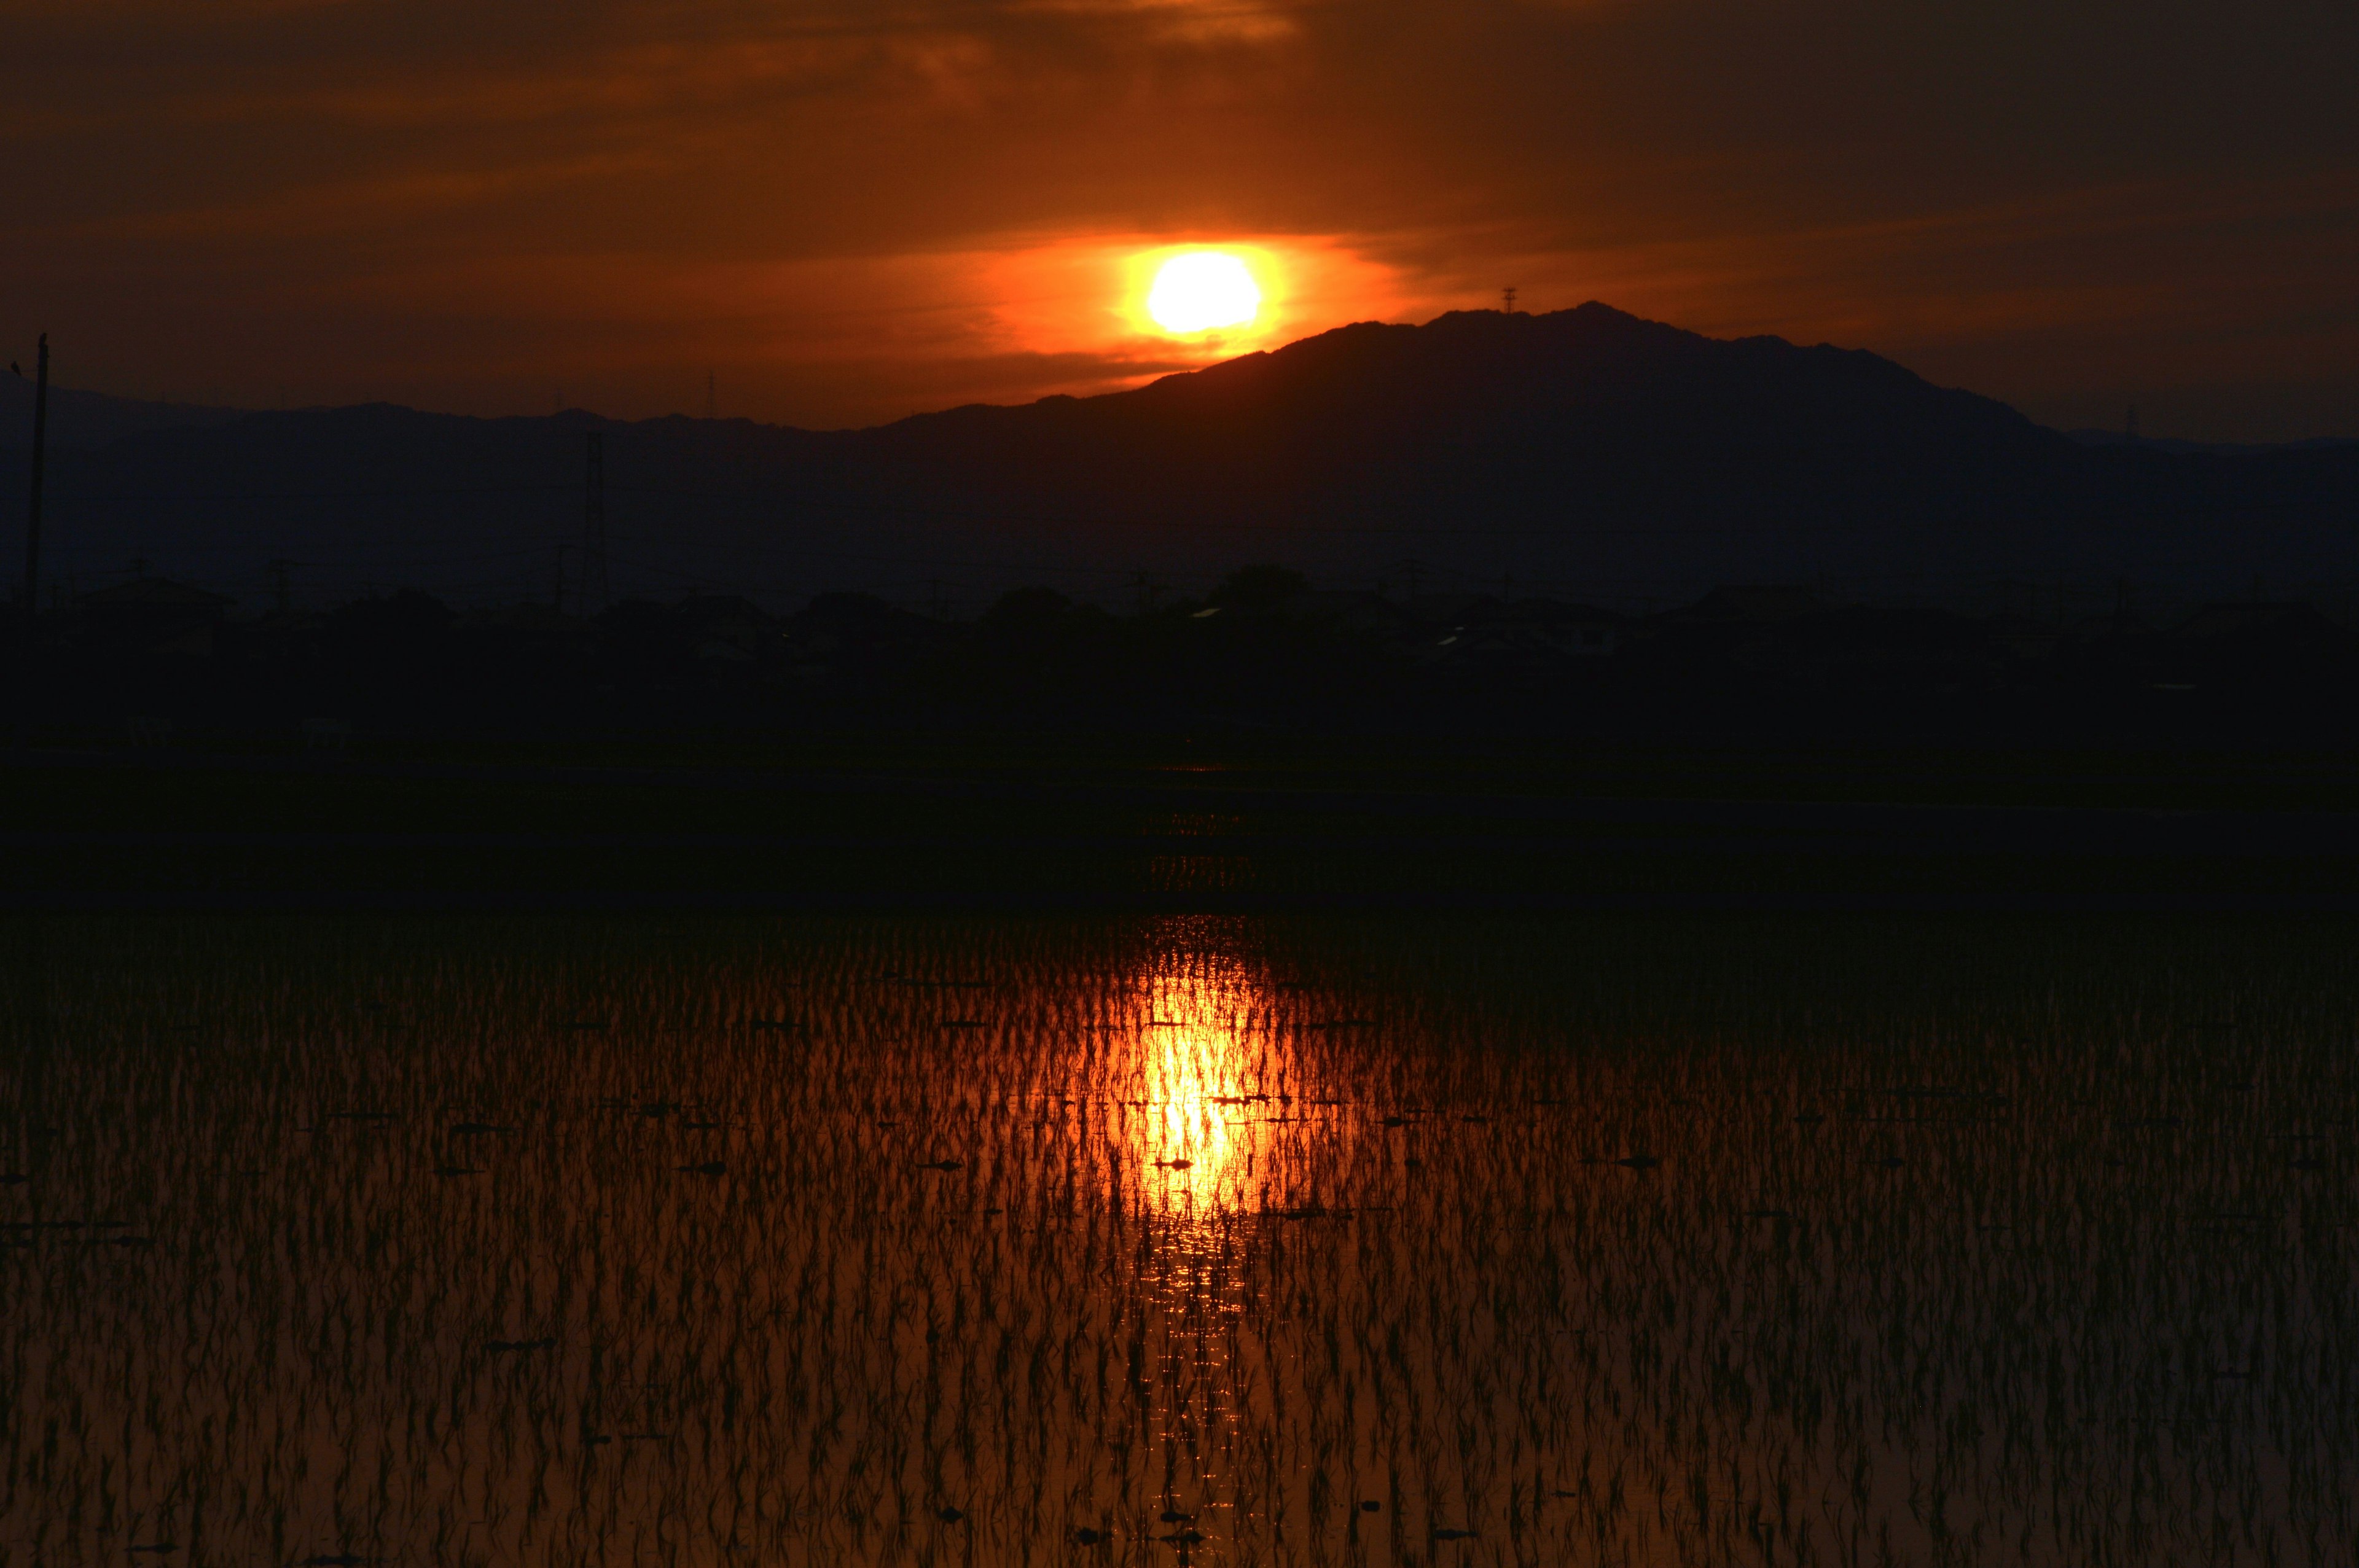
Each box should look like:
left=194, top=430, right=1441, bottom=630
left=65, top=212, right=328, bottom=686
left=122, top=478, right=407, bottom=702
left=6, top=303, right=2355, bottom=606
left=0, top=376, right=242, bottom=451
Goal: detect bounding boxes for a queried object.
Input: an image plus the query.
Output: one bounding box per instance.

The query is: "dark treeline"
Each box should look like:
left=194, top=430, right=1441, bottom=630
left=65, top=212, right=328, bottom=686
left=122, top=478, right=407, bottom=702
left=7, top=564, right=2358, bottom=748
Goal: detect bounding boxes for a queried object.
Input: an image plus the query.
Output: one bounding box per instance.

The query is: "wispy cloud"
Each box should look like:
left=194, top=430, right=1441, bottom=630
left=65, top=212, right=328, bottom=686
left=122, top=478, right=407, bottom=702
left=2, top=0, right=2353, bottom=437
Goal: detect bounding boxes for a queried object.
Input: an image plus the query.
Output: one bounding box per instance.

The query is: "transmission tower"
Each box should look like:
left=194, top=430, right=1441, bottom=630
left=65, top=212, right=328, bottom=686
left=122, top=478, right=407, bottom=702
left=1502, top=287, right=1517, bottom=313
left=1130, top=569, right=1165, bottom=614
left=582, top=432, right=609, bottom=613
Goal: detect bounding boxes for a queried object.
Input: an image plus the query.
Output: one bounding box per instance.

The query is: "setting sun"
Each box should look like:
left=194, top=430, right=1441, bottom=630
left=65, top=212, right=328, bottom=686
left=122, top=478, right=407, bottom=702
left=1145, top=250, right=1261, bottom=334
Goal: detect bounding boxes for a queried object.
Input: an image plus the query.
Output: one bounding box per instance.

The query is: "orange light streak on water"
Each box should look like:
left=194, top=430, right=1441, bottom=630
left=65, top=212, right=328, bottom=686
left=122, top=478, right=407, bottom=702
left=1134, top=959, right=1263, bottom=1212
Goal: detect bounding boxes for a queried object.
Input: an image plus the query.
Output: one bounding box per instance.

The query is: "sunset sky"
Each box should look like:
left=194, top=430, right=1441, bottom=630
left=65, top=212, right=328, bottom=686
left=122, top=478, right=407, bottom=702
left=7, top=0, right=2355, bottom=439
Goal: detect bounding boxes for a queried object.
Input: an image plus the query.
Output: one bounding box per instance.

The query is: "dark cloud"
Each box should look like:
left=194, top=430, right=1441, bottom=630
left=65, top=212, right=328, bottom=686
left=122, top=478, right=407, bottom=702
left=4, top=0, right=2353, bottom=436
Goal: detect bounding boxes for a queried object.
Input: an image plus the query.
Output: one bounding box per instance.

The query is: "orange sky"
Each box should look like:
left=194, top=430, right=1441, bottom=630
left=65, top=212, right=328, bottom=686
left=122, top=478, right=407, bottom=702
left=6, top=0, right=2357, bottom=439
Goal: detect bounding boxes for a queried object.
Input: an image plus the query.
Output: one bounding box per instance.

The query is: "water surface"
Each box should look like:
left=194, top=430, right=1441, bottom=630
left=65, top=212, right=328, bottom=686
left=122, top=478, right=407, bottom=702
left=5, top=915, right=2354, bottom=1565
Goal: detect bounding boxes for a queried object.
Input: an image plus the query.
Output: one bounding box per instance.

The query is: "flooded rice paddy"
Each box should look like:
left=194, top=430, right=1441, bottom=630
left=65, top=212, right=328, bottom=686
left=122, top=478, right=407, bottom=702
left=4, top=913, right=2356, bottom=1566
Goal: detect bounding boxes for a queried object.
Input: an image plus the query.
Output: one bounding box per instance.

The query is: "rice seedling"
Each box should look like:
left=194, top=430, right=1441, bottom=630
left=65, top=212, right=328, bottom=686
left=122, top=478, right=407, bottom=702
left=0, top=911, right=2353, bottom=1564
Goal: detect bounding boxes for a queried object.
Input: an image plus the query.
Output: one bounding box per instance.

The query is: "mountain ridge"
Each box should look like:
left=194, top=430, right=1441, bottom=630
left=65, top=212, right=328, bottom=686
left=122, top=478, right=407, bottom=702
left=5, top=304, right=2355, bottom=607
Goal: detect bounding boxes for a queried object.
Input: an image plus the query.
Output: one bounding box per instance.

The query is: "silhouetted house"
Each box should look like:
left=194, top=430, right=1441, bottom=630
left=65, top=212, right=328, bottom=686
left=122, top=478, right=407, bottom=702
left=1957, top=579, right=2053, bottom=623
left=455, top=602, right=593, bottom=672
left=1978, top=614, right=2064, bottom=663
left=324, top=589, right=457, bottom=679
left=1207, top=565, right=1310, bottom=614
left=1422, top=598, right=1622, bottom=668
left=458, top=601, right=584, bottom=639
left=1504, top=598, right=1622, bottom=657
left=2151, top=601, right=2359, bottom=687
left=1278, top=590, right=1418, bottom=638
left=1404, top=591, right=1500, bottom=629
left=1772, top=605, right=2001, bottom=691
left=72, top=576, right=235, bottom=657
left=783, top=592, right=955, bottom=691
left=1664, top=585, right=1823, bottom=625
left=671, top=594, right=772, bottom=665
left=2167, top=601, right=2349, bottom=646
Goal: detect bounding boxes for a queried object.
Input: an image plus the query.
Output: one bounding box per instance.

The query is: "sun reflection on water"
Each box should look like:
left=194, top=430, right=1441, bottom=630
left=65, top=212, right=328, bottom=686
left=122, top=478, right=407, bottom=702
left=1132, top=958, right=1267, bottom=1212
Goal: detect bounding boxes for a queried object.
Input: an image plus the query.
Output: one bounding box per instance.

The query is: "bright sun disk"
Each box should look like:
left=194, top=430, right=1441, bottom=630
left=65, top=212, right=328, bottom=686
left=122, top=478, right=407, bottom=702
left=1146, top=251, right=1261, bottom=334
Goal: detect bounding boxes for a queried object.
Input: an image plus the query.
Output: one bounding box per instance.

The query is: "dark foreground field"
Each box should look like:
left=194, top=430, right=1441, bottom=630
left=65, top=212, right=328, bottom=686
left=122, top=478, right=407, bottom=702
left=3, top=736, right=2358, bottom=911
left=3, top=910, right=2355, bottom=1565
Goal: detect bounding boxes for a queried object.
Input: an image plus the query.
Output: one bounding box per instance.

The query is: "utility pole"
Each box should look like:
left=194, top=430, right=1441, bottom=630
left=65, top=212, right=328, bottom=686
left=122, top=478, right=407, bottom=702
left=21, top=333, right=47, bottom=628
left=1130, top=570, right=1164, bottom=615
left=582, top=432, right=609, bottom=613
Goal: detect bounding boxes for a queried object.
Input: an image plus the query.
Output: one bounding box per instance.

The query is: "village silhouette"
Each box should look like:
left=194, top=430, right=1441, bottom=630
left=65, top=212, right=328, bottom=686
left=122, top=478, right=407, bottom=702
left=8, top=306, right=2357, bottom=752
left=10, top=564, right=2357, bottom=749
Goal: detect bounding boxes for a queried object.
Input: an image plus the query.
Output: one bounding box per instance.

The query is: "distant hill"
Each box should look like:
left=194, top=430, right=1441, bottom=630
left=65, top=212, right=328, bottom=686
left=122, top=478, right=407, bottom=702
left=2066, top=428, right=2359, bottom=456
left=5, top=304, right=2356, bottom=609
left=0, top=374, right=243, bottom=451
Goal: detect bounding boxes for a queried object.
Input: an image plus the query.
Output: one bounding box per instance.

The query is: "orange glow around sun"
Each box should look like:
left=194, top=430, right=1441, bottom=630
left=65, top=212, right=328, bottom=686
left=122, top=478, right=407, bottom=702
left=804, top=232, right=1417, bottom=411
left=1121, top=243, right=1280, bottom=344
